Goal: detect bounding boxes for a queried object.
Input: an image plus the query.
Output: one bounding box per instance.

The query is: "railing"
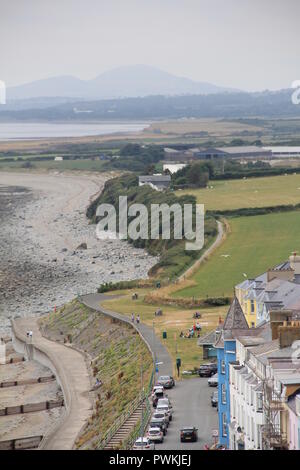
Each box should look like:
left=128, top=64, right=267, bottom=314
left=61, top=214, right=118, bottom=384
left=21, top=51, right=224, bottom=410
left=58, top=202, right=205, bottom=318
left=123, top=397, right=152, bottom=450
left=97, top=371, right=154, bottom=450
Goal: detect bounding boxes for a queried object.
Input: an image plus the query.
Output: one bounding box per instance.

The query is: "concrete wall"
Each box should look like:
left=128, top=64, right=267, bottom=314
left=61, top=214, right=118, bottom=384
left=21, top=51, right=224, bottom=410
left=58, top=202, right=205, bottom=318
left=11, top=320, right=69, bottom=449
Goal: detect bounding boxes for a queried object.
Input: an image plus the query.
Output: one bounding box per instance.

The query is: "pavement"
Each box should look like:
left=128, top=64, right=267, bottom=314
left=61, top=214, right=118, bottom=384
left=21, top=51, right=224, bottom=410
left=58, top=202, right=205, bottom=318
left=81, top=293, right=173, bottom=377
left=81, top=293, right=218, bottom=450
left=157, top=378, right=218, bottom=450
left=12, top=317, right=92, bottom=450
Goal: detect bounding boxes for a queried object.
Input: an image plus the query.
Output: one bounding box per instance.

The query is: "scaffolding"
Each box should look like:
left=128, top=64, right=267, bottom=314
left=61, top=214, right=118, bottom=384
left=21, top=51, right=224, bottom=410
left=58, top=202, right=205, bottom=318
left=262, top=378, right=288, bottom=450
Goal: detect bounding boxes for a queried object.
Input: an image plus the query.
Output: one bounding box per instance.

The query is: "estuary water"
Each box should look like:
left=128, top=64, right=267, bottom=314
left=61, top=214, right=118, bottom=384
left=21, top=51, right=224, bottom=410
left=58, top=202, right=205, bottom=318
left=0, top=121, right=149, bottom=140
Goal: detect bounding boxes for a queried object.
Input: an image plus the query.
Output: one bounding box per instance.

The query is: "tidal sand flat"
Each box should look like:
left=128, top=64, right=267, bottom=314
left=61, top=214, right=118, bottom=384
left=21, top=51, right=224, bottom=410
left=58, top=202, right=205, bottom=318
left=0, top=171, right=158, bottom=335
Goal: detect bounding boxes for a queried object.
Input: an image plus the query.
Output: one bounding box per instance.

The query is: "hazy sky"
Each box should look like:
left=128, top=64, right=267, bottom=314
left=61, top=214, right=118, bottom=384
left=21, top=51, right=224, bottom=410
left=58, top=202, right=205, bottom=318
left=1, top=0, right=300, bottom=91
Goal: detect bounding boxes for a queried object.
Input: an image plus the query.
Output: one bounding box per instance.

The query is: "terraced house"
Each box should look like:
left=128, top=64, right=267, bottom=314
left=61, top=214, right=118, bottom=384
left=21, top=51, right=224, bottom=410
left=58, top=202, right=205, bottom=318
left=235, top=254, right=300, bottom=328
left=215, top=297, right=249, bottom=447
left=229, top=314, right=300, bottom=450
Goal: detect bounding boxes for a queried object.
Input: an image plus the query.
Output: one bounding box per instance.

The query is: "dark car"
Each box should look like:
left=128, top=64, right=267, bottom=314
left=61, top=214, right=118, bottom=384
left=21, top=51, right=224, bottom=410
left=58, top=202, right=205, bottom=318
left=211, top=390, right=218, bottom=407
left=180, top=427, right=198, bottom=443
left=157, top=375, right=175, bottom=389
left=199, top=363, right=217, bottom=377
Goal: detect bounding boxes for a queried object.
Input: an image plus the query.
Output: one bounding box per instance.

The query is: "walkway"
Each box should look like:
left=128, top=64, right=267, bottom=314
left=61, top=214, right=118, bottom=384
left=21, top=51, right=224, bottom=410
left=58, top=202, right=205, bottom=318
left=178, top=219, right=225, bottom=281
left=81, top=293, right=173, bottom=378
left=81, top=294, right=218, bottom=450
left=12, top=317, right=92, bottom=450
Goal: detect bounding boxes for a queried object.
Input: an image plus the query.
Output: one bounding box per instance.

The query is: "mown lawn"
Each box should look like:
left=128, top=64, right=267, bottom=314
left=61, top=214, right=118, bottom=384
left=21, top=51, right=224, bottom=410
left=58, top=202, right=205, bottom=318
left=101, top=289, right=227, bottom=375
left=176, top=174, right=300, bottom=211
left=173, top=211, right=300, bottom=298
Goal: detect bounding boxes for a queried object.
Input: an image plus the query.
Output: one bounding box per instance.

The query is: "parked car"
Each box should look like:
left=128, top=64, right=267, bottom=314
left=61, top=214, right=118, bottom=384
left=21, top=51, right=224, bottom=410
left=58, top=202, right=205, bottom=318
left=208, top=373, right=218, bottom=387
left=156, top=403, right=173, bottom=421
left=199, top=363, right=217, bottom=377
left=152, top=389, right=165, bottom=408
left=149, top=419, right=167, bottom=436
left=157, top=397, right=173, bottom=410
left=132, top=437, right=155, bottom=450
left=152, top=411, right=169, bottom=426
left=157, top=375, right=175, bottom=389
left=211, top=390, right=218, bottom=407
left=180, top=427, right=198, bottom=442
left=151, top=385, right=164, bottom=399
left=146, top=427, right=164, bottom=443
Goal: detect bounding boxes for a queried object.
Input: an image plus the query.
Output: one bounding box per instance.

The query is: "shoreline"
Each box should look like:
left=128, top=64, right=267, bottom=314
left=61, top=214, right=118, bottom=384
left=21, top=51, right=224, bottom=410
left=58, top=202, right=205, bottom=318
left=0, top=170, right=158, bottom=335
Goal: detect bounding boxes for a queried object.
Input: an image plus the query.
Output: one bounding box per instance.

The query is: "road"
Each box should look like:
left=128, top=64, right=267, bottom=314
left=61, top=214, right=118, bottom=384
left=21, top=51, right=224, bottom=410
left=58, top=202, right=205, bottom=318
left=154, top=377, right=218, bottom=450
left=81, top=293, right=218, bottom=450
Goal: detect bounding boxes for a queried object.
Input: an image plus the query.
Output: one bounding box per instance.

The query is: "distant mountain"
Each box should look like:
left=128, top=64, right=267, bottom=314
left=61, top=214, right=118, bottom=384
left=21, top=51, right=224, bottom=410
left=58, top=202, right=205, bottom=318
left=7, top=65, right=240, bottom=102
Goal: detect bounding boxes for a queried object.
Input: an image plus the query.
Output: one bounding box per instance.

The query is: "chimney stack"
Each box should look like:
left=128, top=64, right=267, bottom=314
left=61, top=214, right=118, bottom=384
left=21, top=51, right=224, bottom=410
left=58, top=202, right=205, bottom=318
left=278, top=321, right=300, bottom=349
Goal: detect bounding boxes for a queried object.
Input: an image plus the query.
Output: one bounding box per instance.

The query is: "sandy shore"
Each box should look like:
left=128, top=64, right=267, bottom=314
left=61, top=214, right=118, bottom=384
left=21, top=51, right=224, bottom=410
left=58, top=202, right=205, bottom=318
left=0, top=171, right=158, bottom=335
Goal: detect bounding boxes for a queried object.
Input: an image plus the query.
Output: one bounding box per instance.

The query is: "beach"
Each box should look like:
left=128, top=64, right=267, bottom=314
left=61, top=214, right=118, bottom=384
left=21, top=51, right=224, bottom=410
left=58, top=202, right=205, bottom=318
left=0, top=171, right=158, bottom=335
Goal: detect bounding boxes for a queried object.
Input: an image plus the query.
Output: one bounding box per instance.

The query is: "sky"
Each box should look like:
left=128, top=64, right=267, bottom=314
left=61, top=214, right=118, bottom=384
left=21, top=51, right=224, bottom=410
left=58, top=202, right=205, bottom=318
left=0, top=0, right=300, bottom=91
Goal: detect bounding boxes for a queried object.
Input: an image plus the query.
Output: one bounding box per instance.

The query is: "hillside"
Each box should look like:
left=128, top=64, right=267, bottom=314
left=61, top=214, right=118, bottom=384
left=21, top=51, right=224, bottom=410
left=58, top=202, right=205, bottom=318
left=86, top=173, right=218, bottom=280
left=40, top=300, right=152, bottom=450
left=1, top=89, right=299, bottom=121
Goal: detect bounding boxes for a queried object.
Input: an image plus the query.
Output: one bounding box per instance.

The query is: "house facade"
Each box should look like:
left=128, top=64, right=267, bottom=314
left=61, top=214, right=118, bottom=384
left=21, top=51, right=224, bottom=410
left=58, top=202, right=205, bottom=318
left=235, top=254, right=300, bottom=328
left=215, top=297, right=249, bottom=447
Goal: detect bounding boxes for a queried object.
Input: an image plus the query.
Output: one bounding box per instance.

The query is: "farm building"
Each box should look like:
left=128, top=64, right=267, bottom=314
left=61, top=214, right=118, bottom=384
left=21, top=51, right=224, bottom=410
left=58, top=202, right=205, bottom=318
left=138, top=174, right=171, bottom=191
left=164, top=146, right=272, bottom=163
left=163, top=163, right=187, bottom=174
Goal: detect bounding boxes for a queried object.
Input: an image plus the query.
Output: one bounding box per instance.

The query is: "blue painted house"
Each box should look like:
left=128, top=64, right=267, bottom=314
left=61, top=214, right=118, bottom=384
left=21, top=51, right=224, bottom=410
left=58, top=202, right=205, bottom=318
left=215, top=297, right=249, bottom=447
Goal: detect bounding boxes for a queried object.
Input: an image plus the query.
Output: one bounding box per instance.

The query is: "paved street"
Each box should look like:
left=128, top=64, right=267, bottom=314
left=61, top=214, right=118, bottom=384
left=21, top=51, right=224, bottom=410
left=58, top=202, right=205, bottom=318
left=157, top=377, right=218, bottom=450
left=81, top=293, right=218, bottom=450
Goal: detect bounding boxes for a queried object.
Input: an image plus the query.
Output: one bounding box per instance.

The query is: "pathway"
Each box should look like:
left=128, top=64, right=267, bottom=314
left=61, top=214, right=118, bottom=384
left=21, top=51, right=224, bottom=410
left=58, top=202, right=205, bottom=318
left=81, top=293, right=173, bottom=378
left=12, top=317, right=92, bottom=450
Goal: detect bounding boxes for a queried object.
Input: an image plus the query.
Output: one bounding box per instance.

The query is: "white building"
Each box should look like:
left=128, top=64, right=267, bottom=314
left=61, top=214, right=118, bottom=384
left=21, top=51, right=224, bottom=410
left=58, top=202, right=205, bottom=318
left=263, top=146, right=300, bottom=158
left=163, top=163, right=187, bottom=174
left=229, top=335, right=268, bottom=450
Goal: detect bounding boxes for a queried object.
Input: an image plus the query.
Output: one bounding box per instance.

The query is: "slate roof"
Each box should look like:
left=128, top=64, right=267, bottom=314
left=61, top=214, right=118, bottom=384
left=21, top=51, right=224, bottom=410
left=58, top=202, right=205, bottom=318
left=139, top=175, right=171, bottom=182
left=197, top=329, right=220, bottom=346
left=214, top=297, right=249, bottom=348
left=223, top=297, right=249, bottom=330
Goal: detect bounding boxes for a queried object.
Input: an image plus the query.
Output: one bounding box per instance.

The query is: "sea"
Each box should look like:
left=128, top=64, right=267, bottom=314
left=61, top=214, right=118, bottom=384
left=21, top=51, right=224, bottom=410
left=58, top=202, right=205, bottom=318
left=0, top=122, right=150, bottom=140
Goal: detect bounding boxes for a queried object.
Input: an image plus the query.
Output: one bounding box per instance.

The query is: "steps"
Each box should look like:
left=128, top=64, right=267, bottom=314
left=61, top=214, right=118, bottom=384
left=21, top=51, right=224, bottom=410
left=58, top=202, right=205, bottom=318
left=104, top=403, right=145, bottom=450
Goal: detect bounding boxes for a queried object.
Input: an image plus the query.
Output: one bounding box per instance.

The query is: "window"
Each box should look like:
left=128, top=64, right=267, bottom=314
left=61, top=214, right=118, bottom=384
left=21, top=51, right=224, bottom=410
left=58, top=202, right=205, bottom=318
left=221, top=360, right=225, bottom=374
left=256, top=392, right=263, bottom=412
left=222, top=384, right=226, bottom=404
left=222, top=413, right=227, bottom=437
left=250, top=300, right=255, bottom=313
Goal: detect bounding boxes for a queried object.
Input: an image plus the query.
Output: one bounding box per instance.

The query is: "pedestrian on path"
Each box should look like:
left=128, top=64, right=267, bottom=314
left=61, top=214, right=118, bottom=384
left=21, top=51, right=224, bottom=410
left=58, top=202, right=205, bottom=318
left=131, top=313, right=135, bottom=323
left=136, top=314, right=140, bottom=324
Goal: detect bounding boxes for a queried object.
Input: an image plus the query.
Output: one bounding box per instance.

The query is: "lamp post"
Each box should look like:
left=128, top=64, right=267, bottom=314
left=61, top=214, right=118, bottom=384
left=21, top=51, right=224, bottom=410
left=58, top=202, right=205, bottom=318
left=140, top=355, right=144, bottom=439
left=152, top=321, right=156, bottom=381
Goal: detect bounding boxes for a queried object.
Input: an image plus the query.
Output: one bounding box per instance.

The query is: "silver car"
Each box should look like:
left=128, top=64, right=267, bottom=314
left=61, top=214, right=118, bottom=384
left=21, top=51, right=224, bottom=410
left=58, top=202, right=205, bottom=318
left=146, top=427, right=164, bottom=443
left=156, top=403, right=173, bottom=421
left=132, top=437, right=155, bottom=450
left=208, top=373, right=218, bottom=387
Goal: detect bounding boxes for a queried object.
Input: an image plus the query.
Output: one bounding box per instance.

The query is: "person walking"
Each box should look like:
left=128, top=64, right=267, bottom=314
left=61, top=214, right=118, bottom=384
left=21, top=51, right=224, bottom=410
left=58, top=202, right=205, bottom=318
left=131, top=313, right=135, bottom=323
left=136, top=314, right=140, bottom=324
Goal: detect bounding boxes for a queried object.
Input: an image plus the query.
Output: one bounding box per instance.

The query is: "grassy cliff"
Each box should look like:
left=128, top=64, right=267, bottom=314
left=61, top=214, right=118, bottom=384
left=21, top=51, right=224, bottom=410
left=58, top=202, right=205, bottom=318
left=87, top=174, right=218, bottom=280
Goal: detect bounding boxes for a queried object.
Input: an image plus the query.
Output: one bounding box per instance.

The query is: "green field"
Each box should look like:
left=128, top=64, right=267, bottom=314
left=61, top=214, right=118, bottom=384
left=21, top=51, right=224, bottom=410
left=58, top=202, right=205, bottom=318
left=176, top=174, right=300, bottom=211
left=173, top=211, right=300, bottom=298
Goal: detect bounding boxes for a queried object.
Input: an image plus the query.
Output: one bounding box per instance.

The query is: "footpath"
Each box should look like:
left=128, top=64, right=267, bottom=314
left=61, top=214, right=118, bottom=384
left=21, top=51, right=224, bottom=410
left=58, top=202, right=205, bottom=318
left=12, top=317, right=92, bottom=450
